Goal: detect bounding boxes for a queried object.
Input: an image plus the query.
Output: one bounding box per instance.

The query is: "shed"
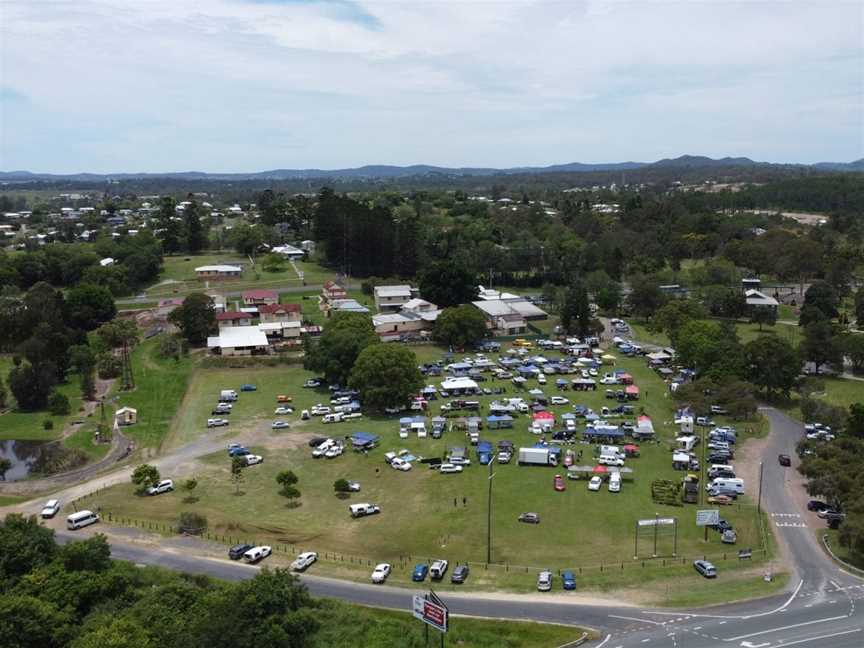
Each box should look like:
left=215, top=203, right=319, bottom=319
left=115, top=406, right=138, bottom=425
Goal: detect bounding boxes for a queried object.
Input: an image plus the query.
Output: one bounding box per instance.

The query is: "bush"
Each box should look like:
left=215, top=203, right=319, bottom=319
left=177, top=511, right=207, bottom=535
left=47, top=391, right=71, bottom=416
left=97, top=353, right=122, bottom=379
left=42, top=419, right=54, bottom=430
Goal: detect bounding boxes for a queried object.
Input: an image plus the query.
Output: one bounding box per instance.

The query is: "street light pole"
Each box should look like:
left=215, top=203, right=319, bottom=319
left=486, top=460, right=494, bottom=564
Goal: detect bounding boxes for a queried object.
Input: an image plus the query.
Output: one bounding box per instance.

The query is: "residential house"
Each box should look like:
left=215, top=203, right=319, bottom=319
left=207, top=326, right=270, bottom=356
left=472, top=300, right=527, bottom=335
left=374, top=285, right=414, bottom=312
left=195, top=264, right=242, bottom=279
left=216, top=311, right=254, bottom=328
left=258, top=303, right=302, bottom=323
left=322, top=281, right=347, bottom=301
left=328, top=299, right=370, bottom=316
left=272, top=244, right=305, bottom=260
left=744, top=289, right=779, bottom=311
left=242, top=289, right=278, bottom=306
left=372, top=299, right=440, bottom=340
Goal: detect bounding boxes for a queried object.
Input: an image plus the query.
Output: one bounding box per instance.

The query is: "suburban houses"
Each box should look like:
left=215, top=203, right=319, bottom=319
left=194, top=264, right=242, bottom=279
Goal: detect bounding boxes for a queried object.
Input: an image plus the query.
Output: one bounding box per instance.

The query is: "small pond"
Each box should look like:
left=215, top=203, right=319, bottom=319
left=0, top=439, right=49, bottom=481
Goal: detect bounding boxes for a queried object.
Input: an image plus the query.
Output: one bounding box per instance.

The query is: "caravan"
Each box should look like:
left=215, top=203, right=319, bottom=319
left=707, top=477, right=744, bottom=494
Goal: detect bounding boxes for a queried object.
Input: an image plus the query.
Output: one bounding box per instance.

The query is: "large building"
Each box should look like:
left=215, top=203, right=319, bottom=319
left=207, top=326, right=269, bottom=356
left=195, top=264, right=242, bottom=279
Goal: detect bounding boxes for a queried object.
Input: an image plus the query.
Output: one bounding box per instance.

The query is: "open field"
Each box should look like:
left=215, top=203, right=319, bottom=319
left=86, top=345, right=770, bottom=596
left=109, top=337, right=195, bottom=449
left=628, top=319, right=803, bottom=348
left=312, top=600, right=591, bottom=647
left=0, top=356, right=85, bottom=442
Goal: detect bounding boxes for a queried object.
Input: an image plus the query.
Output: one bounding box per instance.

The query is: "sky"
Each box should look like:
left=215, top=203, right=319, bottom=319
left=0, top=0, right=862, bottom=173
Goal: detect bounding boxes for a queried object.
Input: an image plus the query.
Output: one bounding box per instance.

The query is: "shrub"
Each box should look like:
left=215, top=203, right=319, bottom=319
left=177, top=511, right=207, bottom=535
left=48, top=391, right=71, bottom=416
left=97, top=353, right=122, bottom=379
left=42, top=419, right=54, bottom=430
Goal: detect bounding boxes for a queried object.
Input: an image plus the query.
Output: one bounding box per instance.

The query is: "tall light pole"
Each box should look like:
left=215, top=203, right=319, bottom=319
left=486, top=459, right=495, bottom=564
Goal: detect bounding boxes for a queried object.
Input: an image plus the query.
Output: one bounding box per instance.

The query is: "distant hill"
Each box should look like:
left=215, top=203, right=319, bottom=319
left=1, top=155, right=860, bottom=182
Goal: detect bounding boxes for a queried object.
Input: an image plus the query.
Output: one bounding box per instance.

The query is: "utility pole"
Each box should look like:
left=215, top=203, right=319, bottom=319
left=486, top=460, right=494, bottom=564
left=757, top=461, right=764, bottom=515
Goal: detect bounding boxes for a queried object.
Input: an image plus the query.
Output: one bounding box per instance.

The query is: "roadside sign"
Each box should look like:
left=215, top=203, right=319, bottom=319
left=696, top=509, right=720, bottom=526
left=638, top=517, right=676, bottom=527
left=412, top=593, right=448, bottom=632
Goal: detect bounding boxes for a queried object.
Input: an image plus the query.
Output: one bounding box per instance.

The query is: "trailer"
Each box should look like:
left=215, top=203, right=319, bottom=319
left=518, top=447, right=558, bottom=466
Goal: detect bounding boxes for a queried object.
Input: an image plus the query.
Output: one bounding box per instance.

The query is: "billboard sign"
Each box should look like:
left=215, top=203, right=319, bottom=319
left=696, top=509, right=720, bottom=527
left=638, top=517, right=676, bottom=527
left=412, top=594, right=448, bottom=632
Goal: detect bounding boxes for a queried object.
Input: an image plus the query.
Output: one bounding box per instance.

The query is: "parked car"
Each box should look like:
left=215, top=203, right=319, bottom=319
left=518, top=512, right=540, bottom=524
left=308, top=436, right=328, bottom=448
left=276, top=394, right=293, bottom=403
left=537, top=570, right=553, bottom=591
left=241, top=384, right=257, bottom=392
left=229, top=446, right=250, bottom=457
left=450, top=564, right=470, bottom=584
left=778, top=454, right=791, bottom=467
left=587, top=476, right=603, bottom=491
left=721, top=529, right=737, bottom=544
left=243, top=545, right=272, bottom=563
left=207, top=418, right=229, bottom=427
left=244, top=454, right=264, bottom=466
left=439, top=463, right=464, bottom=474
left=371, top=563, right=392, bottom=584
left=41, top=499, right=61, bottom=518
left=346, top=480, right=361, bottom=492
left=807, top=500, right=829, bottom=513
left=818, top=508, right=844, bottom=520
left=412, top=563, right=429, bottom=582
left=228, top=543, right=253, bottom=560
left=147, top=479, right=174, bottom=495
left=693, top=559, right=717, bottom=578
left=324, top=444, right=344, bottom=459
left=709, top=519, right=733, bottom=533
left=212, top=407, right=232, bottom=415
left=550, top=396, right=570, bottom=406
left=390, top=457, right=412, bottom=471
left=275, top=406, right=293, bottom=415
left=303, top=379, right=322, bottom=388
left=553, top=474, right=566, bottom=492
left=290, top=551, right=318, bottom=571
left=430, top=559, right=449, bottom=580
left=272, top=420, right=290, bottom=429
left=561, top=570, right=576, bottom=590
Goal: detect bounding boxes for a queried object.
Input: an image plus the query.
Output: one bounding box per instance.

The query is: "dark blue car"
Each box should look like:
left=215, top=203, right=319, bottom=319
left=241, top=384, right=257, bottom=392
left=412, top=563, right=429, bottom=582
left=229, top=447, right=250, bottom=457
left=561, top=570, right=576, bottom=590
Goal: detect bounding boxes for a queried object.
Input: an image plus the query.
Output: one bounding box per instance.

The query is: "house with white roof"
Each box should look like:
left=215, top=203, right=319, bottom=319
left=374, top=285, right=415, bottom=312
left=207, top=325, right=269, bottom=356
left=195, top=264, right=242, bottom=279
left=745, top=289, right=779, bottom=311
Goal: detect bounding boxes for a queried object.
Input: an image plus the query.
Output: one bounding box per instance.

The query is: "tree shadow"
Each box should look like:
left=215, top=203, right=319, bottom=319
left=285, top=500, right=302, bottom=509
left=335, top=492, right=350, bottom=500
left=232, top=490, right=246, bottom=497
left=183, top=496, right=200, bottom=504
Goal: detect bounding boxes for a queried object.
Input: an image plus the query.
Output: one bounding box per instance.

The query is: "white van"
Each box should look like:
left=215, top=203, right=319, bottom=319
left=709, top=464, right=735, bottom=478
left=67, top=510, right=100, bottom=530
left=608, top=472, right=622, bottom=493
left=598, top=454, right=624, bottom=467
left=708, top=477, right=744, bottom=494
left=600, top=445, right=623, bottom=459
left=220, top=389, right=238, bottom=401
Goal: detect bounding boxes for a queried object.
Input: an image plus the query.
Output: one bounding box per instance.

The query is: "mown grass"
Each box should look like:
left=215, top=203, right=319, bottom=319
left=62, top=421, right=111, bottom=461
left=89, top=347, right=769, bottom=598
left=657, top=571, right=789, bottom=608
left=628, top=320, right=802, bottom=348
left=311, top=599, right=591, bottom=647
left=0, top=355, right=85, bottom=442
left=108, top=337, right=195, bottom=449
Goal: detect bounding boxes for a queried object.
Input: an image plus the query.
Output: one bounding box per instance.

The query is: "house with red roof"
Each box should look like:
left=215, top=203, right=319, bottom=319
left=242, top=289, right=278, bottom=306
left=258, top=303, right=302, bottom=323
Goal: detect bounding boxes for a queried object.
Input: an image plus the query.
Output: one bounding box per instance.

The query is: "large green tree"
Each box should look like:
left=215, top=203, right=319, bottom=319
left=168, top=293, right=216, bottom=345
left=184, top=201, right=207, bottom=253
left=304, top=312, right=379, bottom=386
left=802, top=280, right=839, bottom=321
left=626, top=276, right=666, bottom=318
left=750, top=306, right=777, bottom=331
left=349, top=344, right=422, bottom=411
left=65, top=284, right=117, bottom=332
left=418, top=260, right=478, bottom=308
left=801, top=320, right=844, bottom=373
left=744, top=336, right=799, bottom=397
left=649, top=299, right=707, bottom=345
left=675, top=320, right=744, bottom=379
left=131, top=464, right=161, bottom=496
left=559, top=282, right=594, bottom=337
left=432, top=305, right=488, bottom=348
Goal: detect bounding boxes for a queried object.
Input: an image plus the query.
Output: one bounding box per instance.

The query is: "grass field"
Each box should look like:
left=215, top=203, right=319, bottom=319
left=311, top=599, right=590, bottom=647
left=629, top=320, right=802, bottom=348
left=62, top=420, right=111, bottom=461
left=0, top=356, right=85, bottom=442
left=109, top=337, right=195, bottom=449
left=87, top=346, right=770, bottom=596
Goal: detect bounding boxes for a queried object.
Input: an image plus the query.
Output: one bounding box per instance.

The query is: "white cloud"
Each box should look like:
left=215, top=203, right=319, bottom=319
left=0, top=0, right=861, bottom=172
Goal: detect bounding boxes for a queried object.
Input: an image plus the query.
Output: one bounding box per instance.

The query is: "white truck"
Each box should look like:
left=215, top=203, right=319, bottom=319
left=518, top=447, right=558, bottom=466
left=349, top=502, right=381, bottom=518
left=220, top=389, right=238, bottom=402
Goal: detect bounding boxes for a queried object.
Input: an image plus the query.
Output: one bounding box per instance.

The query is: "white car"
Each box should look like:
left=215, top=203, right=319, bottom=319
left=272, top=420, right=290, bottom=429
left=312, top=440, right=334, bottom=458
left=324, top=444, right=344, bottom=459
left=311, top=405, right=331, bottom=416
left=147, top=479, right=175, bottom=496
left=371, top=563, right=391, bottom=583
left=41, top=499, right=61, bottom=519
left=274, top=406, right=293, bottom=415
left=587, top=476, right=603, bottom=491
left=588, top=368, right=598, bottom=377
left=347, top=480, right=361, bottom=492
left=207, top=418, right=229, bottom=427
left=290, top=551, right=318, bottom=572
left=244, top=454, right=264, bottom=466
left=391, top=457, right=412, bottom=471
left=439, top=463, right=463, bottom=474
left=537, top=374, right=547, bottom=385
left=448, top=456, right=471, bottom=466
left=243, top=545, right=272, bottom=563
left=550, top=396, right=570, bottom=406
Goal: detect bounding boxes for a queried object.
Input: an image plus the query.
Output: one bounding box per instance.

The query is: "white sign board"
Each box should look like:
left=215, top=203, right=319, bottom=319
left=696, top=509, right=720, bottom=526
left=638, top=517, right=676, bottom=527
left=412, top=594, right=448, bottom=632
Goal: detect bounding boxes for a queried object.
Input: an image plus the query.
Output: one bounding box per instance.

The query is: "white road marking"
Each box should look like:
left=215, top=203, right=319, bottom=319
left=609, top=615, right=664, bottom=625
left=594, top=634, right=612, bottom=648
left=724, top=614, right=848, bottom=641
left=773, top=628, right=861, bottom=647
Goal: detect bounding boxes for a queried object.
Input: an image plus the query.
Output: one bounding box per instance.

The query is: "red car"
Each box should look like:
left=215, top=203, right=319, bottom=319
left=553, top=474, right=566, bottom=492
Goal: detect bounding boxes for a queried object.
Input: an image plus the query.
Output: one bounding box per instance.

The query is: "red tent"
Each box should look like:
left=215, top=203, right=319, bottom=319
left=592, top=465, right=608, bottom=474
left=533, top=411, right=555, bottom=421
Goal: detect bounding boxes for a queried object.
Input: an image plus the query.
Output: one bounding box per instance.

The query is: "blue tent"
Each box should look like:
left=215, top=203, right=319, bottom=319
left=486, top=415, right=514, bottom=429
left=350, top=432, right=380, bottom=450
